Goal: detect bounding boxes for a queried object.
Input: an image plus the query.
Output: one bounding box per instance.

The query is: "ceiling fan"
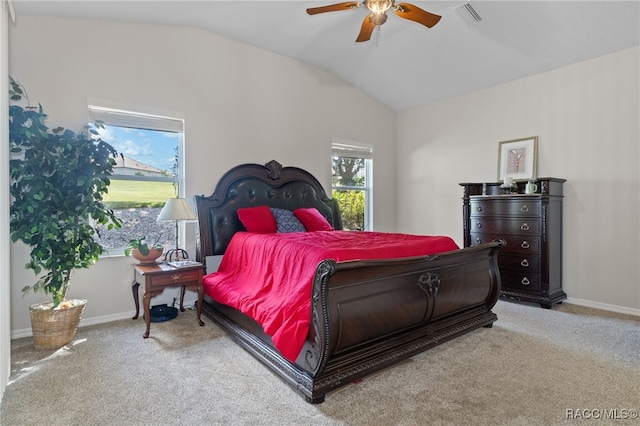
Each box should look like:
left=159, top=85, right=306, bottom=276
left=306, top=1, right=442, bottom=43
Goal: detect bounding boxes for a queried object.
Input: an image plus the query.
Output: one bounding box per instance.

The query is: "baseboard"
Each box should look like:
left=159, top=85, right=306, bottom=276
left=565, top=297, right=640, bottom=317
left=11, top=295, right=200, bottom=340
left=12, top=297, right=635, bottom=339
left=11, top=311, right=137, bottom=340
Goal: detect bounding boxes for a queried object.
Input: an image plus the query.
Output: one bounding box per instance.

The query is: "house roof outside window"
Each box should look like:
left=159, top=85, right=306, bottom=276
left=113, top=154, right=166, bottom=177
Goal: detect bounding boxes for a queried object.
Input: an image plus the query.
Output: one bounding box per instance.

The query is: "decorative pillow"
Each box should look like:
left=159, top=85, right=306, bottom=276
left=270, top=208, right=306, bottom=233
left=294, top=208, right=334, bottom=232
left=237, top=206, right=277, bottom=233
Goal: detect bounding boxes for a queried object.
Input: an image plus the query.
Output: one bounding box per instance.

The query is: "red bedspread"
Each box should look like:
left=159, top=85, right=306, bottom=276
left=202, top=231, right=459, bottom=362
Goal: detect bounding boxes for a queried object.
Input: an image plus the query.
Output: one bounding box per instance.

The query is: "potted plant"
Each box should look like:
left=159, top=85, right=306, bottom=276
left=124, top=236, right=164, bottom=265
left=9, top=77, right=121, bottom=348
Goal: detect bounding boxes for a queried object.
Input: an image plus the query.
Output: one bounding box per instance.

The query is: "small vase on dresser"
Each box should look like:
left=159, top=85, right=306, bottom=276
left=460, top=178, right=567, bottom=308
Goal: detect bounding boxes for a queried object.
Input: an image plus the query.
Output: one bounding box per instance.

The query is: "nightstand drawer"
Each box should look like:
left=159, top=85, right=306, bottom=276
left=151, top=269, right=201, bottom=286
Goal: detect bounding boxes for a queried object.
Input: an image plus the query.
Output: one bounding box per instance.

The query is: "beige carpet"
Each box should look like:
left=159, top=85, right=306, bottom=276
left=1, top=301, right=638, bottom=425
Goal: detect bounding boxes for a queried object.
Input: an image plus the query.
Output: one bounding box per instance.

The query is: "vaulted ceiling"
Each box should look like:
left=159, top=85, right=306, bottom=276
left=11, top=1, right=640, bottom=111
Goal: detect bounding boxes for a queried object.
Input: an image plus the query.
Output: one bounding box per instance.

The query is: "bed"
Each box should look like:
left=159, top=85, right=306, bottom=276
left=194, top=160, right=502, bottom=403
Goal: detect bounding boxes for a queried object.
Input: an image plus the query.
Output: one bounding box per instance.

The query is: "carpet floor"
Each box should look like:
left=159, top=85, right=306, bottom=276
left=1, top=300, right=638, bottom=425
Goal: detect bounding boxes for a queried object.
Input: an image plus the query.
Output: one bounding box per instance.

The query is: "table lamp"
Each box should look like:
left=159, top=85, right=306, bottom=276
left=156, top=197, right=197, bottom=261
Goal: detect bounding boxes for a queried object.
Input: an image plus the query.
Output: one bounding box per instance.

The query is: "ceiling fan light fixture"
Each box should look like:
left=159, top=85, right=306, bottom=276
left=365, top=0, right=394, bottom=15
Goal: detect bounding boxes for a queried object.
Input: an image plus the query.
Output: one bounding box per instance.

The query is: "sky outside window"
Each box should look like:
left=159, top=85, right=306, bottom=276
left=99, top=125, right=179, bottom=175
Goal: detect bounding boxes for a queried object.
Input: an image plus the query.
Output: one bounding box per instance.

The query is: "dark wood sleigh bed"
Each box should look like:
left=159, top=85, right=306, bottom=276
left=194, top=160, right=502, bottom=403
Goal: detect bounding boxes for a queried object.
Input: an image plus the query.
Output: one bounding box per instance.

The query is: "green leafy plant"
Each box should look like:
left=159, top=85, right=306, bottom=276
left=332, top=190, right=365, bottom=230
left=9, top=77, right=121, bottom=308
left=124, top=236, right=164, bottom=257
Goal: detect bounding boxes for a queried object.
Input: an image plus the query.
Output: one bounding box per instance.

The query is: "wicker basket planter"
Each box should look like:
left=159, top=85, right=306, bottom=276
left=29, top=299, right=87, bottom=349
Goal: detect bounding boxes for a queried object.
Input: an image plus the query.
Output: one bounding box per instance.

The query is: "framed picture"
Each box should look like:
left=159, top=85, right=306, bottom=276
left=497, top=136, right=538, bottom=181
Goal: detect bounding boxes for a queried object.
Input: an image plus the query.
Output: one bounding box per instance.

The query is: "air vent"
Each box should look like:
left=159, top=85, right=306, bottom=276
left=455, top=3, right=483, bottom=27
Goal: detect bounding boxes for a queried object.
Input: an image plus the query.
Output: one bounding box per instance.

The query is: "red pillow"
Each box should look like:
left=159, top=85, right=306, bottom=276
left=237, top=206, right=277, bottom=233
left=293, top=208, right=334, bottom=232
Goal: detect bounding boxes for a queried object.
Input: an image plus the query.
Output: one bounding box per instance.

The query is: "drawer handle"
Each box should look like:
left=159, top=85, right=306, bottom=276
left=520, top=223, right=530, bottom=231
left=475, top=237, right=482, bottom=245
left=171, top=274, right=181, bottom=282
left=521, top=241, right=530, bottom=249
left=476, top=222, right=482, bottom=228
left=521, top=277, right=530, bottom=286
left=520, top=259, right=529, bottom=267
left=521, top=205, right=529, bottom=213
left=476, top=206, right=483, bottom=212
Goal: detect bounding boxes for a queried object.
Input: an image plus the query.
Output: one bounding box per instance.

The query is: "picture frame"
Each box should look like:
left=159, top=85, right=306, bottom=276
left=497, top=136, right=538, bottom=181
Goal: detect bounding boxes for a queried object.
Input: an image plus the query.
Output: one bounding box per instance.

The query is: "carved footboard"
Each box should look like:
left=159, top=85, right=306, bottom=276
left=201, top=241, right=502, bottom=403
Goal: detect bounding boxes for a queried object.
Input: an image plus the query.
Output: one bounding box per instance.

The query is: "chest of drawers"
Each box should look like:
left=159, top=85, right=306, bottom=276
left=460, top=178, right=566, bottom=308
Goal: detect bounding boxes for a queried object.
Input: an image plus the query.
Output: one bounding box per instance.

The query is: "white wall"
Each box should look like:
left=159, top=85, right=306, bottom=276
left=7, top=15, right=397, bottom=335
left=397, top=47, right=640, bottom=314
left=1, top=0, right=12, bottom=402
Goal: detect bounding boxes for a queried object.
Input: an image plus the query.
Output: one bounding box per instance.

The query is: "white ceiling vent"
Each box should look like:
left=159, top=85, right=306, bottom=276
left=455, top=3, right=483, bottom=27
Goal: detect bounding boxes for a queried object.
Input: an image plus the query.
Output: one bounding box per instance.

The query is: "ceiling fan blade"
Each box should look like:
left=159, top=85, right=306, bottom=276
left=356, top=15, right=376, bottom=42
left=394, top=3, right=441, bottom=28
left=306, top=2, right=361, bottom=15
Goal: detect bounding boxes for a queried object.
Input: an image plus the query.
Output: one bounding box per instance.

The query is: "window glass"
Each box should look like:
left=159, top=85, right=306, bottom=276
left=332, top=142, right=373, bottom=231
left=89, top=107, right=184, bottom=254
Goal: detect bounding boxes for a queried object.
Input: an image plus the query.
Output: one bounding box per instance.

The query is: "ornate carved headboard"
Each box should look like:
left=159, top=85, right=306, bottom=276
left=194, top=160, right=343, bottom=261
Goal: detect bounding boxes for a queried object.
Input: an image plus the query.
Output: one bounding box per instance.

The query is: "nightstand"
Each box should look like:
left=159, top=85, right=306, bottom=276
left=131, top=262, right=205, bottom=338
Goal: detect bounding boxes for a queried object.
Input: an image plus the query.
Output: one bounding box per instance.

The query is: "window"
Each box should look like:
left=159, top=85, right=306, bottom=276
left=88, top=105, right=185, bottom=254
left=332, top=141, right=373, bottom=231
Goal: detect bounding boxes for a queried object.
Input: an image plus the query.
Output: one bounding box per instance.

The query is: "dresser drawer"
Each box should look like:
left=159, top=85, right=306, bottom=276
left=470, top=233, right=540, bottom=254
left=499, top=253, right=541, bottom=273
left=500, top=271, right=542, bottom=292
left=470, top=199, right=540, bottom=217
left=471, top=218, right=540, bottom=235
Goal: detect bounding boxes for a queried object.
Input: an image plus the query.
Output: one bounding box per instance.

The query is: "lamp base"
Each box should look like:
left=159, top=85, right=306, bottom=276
left=163, top=248, right=190, bottom=262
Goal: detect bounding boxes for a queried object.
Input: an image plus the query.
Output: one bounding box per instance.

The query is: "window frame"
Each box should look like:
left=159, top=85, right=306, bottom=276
left=87, top=103, right=186, bottom=255
left=331, top=140, right=373, bottom=231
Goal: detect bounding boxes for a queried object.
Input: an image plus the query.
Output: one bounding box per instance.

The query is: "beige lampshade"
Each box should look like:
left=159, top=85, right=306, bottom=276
left=156, top=198, right=197, bottom=222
